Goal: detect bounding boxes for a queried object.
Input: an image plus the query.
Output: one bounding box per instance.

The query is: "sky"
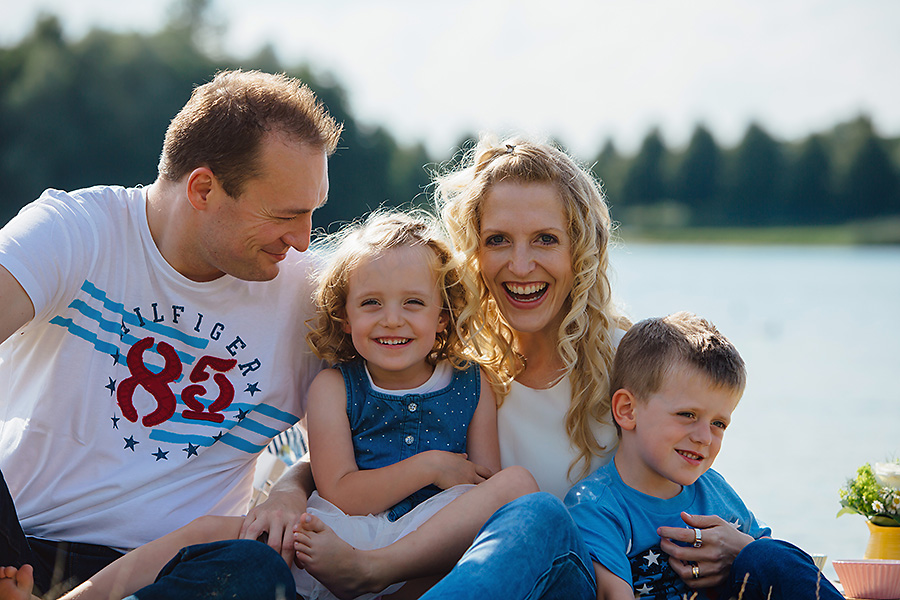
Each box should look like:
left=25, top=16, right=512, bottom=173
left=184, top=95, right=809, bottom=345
left=2, top=0, right=899, bottom=159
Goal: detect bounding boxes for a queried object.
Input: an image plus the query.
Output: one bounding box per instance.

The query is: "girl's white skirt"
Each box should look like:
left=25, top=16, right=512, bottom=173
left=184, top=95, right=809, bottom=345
left=293, top=484, right=475, bottom=600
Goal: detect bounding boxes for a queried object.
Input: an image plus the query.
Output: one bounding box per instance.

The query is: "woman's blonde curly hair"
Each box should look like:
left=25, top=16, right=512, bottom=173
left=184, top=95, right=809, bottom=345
left=306, top=210, right=470, bottom=370
left=434, top=134, right=631, bottom=480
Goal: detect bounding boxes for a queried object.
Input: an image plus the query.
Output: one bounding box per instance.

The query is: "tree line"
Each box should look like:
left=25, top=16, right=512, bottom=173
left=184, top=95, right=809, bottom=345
left=2, top=8, right=899, bottom=232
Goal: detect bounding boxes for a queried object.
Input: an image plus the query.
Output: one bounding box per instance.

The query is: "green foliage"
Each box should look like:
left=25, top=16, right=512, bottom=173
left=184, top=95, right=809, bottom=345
left=0, top=4, right=435, bottom=228
left=727, top=123, right=785, bottom=226
left=783, top=135, right=834, bottom=224
left=621, top=129, right=668, bottom=206
left=673, top=124, right=722, bottom=226
left=591, top=139, right=627, bottom=218
left=2, top=5, right=900, bottom=232
left=838, top=462, right=900, bottom=526
left=843, top=136, right=900, bottom=220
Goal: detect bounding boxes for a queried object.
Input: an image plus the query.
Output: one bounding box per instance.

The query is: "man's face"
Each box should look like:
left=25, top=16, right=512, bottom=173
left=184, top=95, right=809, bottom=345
left=195, top=133, right=329, bottom=282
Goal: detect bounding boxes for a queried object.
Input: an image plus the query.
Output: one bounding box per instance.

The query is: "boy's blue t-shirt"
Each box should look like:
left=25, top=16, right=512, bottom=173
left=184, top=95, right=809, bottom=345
left=565, top=460, right=771, bottom=600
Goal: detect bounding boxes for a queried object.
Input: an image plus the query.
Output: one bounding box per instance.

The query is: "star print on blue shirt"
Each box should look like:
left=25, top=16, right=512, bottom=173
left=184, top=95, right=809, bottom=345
left=630, top=545, right=681, bottom=599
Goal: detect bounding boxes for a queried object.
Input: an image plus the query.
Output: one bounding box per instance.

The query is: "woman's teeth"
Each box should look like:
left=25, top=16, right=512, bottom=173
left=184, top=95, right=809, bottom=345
left=505, top=282, right=548, bottom=300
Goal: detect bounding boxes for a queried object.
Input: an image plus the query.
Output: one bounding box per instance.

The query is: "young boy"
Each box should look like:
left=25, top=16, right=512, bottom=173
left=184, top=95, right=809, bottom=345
left=565, top=312, right=843, bottom=600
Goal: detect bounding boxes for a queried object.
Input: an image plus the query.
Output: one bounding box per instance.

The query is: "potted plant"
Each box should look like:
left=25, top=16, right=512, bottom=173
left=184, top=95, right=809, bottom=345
left=838, top=460, right=900, bottom=559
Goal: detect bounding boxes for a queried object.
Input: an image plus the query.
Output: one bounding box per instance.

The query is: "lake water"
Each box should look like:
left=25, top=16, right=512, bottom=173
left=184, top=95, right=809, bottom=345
left=608, top=242, right=900, bottom=582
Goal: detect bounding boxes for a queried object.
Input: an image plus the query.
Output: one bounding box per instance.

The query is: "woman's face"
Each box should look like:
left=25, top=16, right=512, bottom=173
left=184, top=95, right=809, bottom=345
left=478, top=180, right=574, bottom=339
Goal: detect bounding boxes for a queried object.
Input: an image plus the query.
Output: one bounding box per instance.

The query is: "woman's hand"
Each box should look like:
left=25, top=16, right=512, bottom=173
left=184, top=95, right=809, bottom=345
left=657, top=512, right=754, bottom=588
left=421, top=450, right=494, bottom=489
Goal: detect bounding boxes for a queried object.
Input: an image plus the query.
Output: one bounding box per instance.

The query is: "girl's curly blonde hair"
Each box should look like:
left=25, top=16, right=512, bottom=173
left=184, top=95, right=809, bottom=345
left=434, top=134, right=631, bottom=480
left=306, top=210, right=470, bottom=370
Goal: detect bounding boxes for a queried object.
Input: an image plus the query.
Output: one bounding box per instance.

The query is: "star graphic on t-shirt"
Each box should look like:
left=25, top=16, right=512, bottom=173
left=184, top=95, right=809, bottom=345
left=644, top=549, right=661, bottom=566
left=119, top=320, right=130, bottom=339
left=111, top=415, right=120, bottom=429
left=236, top=408, right=249, bottom=421
left=152, top=447, right=169, bottom=461
left=105, top=377, right=116, bottom=395
left=183, top=443, right=200, bottom=458
left=636, top=583, right=653, bottom=596
left=123, top=436, right=139, bottom=451
left=244, top=382, right=261, bottom=396
left=212, top=431, right=225, bottom=443
left=110, top=350, right=120, bottom=365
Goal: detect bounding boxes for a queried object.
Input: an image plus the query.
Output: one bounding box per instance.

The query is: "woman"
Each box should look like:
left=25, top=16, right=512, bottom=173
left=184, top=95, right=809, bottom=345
left=414, top=135, right=750, bottom=599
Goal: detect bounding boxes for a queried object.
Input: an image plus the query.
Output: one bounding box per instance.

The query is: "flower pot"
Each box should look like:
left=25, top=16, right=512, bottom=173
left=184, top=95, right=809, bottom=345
left=865, top=521, right=900, bottom=560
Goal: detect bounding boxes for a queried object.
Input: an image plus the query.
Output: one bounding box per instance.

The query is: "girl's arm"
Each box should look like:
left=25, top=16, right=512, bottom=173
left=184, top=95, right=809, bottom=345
left=307, top=369, right=492, bottom=517
left=463, top=368, right=501, bottom=474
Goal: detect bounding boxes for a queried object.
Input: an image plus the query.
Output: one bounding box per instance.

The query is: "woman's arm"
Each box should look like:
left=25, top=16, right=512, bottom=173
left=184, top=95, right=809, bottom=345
left=463, top=368, right=501, bottom=474
left=308, top=369, right=492, bottom=517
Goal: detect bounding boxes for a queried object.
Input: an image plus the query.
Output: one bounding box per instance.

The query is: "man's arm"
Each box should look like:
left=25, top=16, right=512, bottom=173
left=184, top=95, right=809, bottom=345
left=0, top=265, right=34, bottom=345
left=239, top=456, right=315, bottom=563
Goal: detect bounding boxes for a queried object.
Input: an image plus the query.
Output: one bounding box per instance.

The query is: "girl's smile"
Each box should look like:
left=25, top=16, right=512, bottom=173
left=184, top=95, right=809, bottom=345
left=342, top=244, right=448, bottom=390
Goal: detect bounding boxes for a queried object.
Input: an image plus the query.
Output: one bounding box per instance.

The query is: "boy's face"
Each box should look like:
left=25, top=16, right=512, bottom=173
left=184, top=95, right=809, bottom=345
left=614, top=365, right=741, bottom=499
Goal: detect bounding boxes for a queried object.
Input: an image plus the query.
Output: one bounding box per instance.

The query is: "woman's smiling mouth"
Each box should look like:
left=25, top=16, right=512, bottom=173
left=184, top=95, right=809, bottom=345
left=503, top=282, right=548, bottom=302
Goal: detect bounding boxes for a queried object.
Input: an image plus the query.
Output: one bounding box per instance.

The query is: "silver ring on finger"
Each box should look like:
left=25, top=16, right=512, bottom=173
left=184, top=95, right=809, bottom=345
left=692, top=527, right=702, bottom=548
left=692, top=564, right=700, bottom=579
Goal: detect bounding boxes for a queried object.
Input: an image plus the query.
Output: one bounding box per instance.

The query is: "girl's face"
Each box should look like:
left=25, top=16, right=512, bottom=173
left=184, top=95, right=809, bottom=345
left=343, top=244, right=448, bottom=390
left=478, top=180, right=575, bottom=340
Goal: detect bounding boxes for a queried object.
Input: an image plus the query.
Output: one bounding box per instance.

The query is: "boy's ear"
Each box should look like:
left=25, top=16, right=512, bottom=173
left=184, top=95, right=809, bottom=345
left=611, top=388, right=638, bottom=431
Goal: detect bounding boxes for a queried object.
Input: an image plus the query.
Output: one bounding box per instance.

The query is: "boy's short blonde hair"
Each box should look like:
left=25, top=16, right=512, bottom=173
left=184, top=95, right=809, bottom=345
left=611, top=311, right=746, bottom=401
left=306, top=210, right=468, bottom=367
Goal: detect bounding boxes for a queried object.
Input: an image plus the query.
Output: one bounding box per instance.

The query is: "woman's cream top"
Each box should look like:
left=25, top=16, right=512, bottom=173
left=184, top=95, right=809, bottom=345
left=497, top=375, right=618, bottom=500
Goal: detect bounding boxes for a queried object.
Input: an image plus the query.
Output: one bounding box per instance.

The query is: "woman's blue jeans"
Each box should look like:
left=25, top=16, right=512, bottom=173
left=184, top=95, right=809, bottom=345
left=724, top=538, right=843, bottom=600
left=420, top=492, right=597, bottom=600
left=418, top=493, right=844, bottom=600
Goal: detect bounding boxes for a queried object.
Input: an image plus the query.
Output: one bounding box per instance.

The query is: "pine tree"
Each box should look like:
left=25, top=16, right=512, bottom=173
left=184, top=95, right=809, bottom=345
left=674, top=125, right=722, bottom=225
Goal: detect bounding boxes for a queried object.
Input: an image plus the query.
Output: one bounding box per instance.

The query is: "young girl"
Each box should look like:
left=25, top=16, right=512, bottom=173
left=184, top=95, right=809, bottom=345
left=290, top=210, right=536, bottom=600
left=0, top=211, right=536, bottom=600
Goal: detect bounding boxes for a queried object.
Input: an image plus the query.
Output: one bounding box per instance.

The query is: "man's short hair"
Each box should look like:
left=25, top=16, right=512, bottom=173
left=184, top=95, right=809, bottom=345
left=158, top=69, right=342, bottom=198
left=610, top=311, right=746, bottom=401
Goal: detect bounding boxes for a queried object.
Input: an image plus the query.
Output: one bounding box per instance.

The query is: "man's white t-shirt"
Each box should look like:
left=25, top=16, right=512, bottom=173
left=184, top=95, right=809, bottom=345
left=0, top=186, right=322, bottom=549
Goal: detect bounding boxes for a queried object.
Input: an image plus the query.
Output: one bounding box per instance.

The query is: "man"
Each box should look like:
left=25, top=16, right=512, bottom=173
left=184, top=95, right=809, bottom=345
left=0, top=69, right=340, bottom=598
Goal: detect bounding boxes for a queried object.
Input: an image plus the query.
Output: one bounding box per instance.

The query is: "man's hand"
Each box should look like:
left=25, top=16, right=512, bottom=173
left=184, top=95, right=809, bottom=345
left=240, top=489, right=308, bottom=563
left=658, top=512, right=754, bottom=588
left=240, top=457, right=315, bottom=563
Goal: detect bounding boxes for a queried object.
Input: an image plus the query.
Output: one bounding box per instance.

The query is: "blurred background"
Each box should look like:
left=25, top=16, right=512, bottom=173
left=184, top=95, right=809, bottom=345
left=2, top=0, right=898, bottom=584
